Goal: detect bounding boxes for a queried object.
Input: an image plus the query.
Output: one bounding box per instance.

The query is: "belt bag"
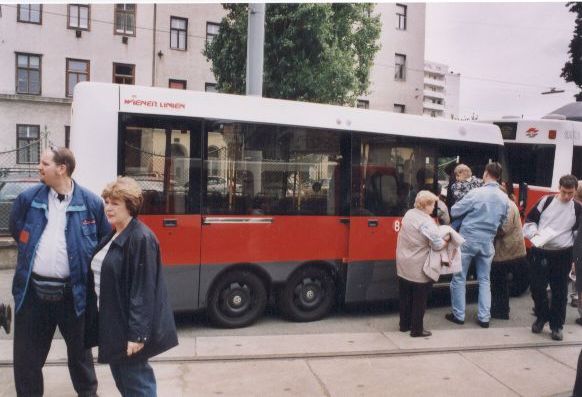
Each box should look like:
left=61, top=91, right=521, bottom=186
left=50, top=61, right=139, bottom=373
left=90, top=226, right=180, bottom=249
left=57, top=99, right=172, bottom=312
left=31, top=278, right=68, bottom=302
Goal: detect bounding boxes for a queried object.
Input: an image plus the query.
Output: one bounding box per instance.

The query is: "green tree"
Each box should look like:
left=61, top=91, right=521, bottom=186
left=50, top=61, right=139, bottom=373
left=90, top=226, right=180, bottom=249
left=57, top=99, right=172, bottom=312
left=562, top=2, right=582, bottom=101
left=204, top=3, right=381, bottom=105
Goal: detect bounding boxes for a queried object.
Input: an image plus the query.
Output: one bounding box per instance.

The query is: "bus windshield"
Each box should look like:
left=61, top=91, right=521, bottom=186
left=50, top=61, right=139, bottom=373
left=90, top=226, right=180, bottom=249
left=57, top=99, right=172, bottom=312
left=504, top=143, right=555, bottom=188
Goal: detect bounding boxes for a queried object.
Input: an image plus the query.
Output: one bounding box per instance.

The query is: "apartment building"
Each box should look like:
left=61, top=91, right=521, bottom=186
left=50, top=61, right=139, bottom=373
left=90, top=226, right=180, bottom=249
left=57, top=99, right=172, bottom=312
left=358, top=3, right=425, bottom=115
left=0, top=3, right=425, bottom=172
left=423, top=60, right=461, bottom=119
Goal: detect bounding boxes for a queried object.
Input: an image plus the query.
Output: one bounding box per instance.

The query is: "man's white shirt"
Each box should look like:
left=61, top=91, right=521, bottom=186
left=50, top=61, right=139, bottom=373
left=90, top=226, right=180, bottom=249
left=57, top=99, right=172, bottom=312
left=32, top=182, right=75, bottom=278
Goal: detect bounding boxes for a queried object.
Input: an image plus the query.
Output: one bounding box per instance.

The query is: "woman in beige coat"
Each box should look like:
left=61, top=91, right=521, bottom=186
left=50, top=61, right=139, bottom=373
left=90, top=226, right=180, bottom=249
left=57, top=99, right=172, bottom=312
left=490, top=182, right=526, bottom=319
left=396, top=190, right=449, bottom=337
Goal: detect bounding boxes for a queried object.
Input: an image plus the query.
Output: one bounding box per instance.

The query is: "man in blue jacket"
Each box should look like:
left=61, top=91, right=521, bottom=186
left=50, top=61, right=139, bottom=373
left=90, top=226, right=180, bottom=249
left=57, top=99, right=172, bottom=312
left=10, top=147, right=110, bottom=397
left=445, top=162, right=508, bottom=328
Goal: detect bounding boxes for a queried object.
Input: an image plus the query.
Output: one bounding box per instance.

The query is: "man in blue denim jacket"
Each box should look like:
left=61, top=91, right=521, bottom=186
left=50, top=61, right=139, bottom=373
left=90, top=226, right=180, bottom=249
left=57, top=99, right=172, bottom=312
left=9, top=147, right=110, bottom=397
left=445, top=162, right=508, bottom=328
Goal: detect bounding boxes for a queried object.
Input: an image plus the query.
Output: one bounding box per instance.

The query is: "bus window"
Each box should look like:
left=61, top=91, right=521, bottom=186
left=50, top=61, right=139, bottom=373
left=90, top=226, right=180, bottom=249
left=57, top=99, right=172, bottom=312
left=505, top=143, right=555, bottom=188
left=351, top=134, right=436, bottom=216
left=572, top=146, right=582, bottom=180
left=119, top=114, right=202, bottom=214
left=204, top=121, right=349, bottom=216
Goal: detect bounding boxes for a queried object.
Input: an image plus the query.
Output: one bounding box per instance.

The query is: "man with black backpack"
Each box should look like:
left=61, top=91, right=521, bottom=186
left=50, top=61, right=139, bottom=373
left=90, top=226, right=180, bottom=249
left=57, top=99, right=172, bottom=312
left=524, top=174, right=582, bottom=341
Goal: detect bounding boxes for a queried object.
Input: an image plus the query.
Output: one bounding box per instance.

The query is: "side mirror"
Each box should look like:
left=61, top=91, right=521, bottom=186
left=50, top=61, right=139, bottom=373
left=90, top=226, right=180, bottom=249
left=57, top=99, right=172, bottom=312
left=518, top=182, right=528, bottom=217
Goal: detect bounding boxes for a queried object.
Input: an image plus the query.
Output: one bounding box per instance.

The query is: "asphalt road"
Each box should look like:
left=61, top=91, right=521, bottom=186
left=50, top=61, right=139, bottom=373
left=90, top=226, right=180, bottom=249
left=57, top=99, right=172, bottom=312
left=2, top=268, right=580, bottom=340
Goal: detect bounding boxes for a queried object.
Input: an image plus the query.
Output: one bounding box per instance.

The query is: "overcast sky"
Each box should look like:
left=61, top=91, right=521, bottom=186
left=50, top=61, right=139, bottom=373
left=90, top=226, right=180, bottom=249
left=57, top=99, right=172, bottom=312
left=425, top=2, right=579, bottom=120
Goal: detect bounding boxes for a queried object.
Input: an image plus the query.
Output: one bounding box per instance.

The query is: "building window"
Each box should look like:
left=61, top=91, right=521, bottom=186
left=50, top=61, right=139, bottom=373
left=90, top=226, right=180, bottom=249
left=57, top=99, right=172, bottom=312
left=396, top=4, right=407, bottom=30
left=206, top=22, right=220, bottom=44
left=394, top=104, right=405, bottom=113
left=113, top=63, right=135, bottom=85
left=66, top=59, right=89, bottom=97
left=169, top=79, right=186, bottom=89
left=205, top=83, right=217, bottom=93
left=356, top=100, right=369, bottom=109
left=170, top=17, right=187, bottom=50
left=16, top=53, right=41, bottom=95
left=114, top=4, right=136, bottom=36
left=16, top=125, right=40, bottom=164
left=68, top=4, right=89, bottom=30
left=65, top=126, right=70, bottom=148
left=394, top=53, right=406, bottom=81
left=17, top=4, right=41, bottom=24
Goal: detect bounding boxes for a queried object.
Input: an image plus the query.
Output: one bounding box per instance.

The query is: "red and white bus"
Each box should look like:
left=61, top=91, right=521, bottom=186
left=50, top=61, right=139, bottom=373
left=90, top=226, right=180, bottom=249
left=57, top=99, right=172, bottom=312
left=489, top=116, right=582, bottom=213
left=71, top=82, right=505, bottom=328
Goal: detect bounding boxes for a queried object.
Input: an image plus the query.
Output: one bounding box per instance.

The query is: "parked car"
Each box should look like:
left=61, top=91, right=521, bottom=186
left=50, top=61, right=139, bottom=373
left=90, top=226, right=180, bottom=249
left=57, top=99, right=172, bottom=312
left=0, top=179, right=38, bottom=234
left=207, top=176, right=227, bottom=193
left=207, top=176, right=243, bottom=195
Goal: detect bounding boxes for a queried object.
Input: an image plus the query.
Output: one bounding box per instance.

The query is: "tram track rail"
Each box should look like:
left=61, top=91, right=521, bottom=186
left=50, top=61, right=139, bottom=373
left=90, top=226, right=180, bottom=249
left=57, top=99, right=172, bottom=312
left=2, top=340, right=580, bottom=368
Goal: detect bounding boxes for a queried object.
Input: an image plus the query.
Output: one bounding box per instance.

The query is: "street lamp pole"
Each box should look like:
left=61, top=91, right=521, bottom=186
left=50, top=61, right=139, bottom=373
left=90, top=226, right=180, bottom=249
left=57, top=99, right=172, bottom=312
left=246, top=4, right=265, bottom=97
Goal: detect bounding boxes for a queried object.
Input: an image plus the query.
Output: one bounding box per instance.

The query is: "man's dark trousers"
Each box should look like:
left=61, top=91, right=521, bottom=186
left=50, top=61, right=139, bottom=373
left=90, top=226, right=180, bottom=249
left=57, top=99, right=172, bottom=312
left=529, top=247, right=572, bottom=331
left=14, top=288, right=97, bottom=397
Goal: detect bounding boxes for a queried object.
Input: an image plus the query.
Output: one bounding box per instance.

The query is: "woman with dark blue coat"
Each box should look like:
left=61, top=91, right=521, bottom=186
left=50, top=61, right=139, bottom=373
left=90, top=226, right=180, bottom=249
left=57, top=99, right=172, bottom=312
left=85, top=176, right=178, bottom=396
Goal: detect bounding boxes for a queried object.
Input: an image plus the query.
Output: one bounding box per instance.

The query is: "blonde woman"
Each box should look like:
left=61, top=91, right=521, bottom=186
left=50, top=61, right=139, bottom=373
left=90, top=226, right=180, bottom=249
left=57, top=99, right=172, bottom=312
left=396, top=190, right=450, bottom=337
left=85, top=177, right=178, bottom=396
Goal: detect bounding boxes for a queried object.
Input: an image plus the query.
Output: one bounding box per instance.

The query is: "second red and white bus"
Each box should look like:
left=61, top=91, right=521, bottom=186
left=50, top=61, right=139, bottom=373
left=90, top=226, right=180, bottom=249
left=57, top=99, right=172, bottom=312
left=71, top=82, right=506, bottom=328
left=489, top=116, right=582, bottom=214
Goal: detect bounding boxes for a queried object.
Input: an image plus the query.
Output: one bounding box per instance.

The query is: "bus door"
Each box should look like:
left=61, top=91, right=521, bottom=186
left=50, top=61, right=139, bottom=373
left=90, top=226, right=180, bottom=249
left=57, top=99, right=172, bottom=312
left=119, top=113, right=203, bottom=311
left=199, top=121, right=351, bottom=308
left=346, top=134, right=436, bottom=303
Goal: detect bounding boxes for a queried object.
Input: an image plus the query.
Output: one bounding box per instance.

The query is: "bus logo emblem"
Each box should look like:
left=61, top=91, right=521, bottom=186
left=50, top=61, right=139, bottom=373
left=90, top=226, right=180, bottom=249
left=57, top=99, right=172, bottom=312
left=525, top=127, right=539, bottom=138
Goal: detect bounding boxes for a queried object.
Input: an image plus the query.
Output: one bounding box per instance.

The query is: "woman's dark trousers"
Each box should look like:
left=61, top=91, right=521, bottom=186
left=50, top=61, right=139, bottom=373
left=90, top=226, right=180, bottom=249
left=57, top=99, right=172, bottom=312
left=398, top=277, right=432, bottom=334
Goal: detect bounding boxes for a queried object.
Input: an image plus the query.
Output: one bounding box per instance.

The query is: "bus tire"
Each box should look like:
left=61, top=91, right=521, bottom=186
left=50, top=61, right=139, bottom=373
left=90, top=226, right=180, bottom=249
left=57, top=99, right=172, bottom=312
left=207, top=270, right=267, bottom=328
left=279, top=266, right=336, bottom=322
left=509, top=262, right=530, bottom=297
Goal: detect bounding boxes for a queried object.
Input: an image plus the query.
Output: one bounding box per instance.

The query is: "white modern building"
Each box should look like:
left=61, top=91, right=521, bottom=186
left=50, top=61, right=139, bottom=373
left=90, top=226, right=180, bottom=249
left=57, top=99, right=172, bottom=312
left=0, top=3, right=425, bottom=171
left=423, top=61, right=461, bottom=119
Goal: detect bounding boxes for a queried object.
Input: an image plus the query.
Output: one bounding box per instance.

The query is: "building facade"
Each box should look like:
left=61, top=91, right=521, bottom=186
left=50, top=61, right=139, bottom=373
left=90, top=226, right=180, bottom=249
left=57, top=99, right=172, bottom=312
left=422, top=60, right=461, bottom=119
left=358, top=3, right=425, bottom=115
left=0, top=3, right=425, bottom=173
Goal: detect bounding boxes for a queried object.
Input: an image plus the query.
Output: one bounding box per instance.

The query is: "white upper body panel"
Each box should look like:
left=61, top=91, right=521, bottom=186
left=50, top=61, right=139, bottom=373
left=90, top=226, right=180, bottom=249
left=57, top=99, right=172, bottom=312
left=71, top=82, right=504, bottom=195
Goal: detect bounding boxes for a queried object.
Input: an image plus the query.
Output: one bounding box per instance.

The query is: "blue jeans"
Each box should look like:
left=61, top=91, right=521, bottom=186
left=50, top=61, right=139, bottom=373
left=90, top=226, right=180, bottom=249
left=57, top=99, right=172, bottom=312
left=110, top=360, right=157, bottom=397
left=450, top=243, right=494, bottom=322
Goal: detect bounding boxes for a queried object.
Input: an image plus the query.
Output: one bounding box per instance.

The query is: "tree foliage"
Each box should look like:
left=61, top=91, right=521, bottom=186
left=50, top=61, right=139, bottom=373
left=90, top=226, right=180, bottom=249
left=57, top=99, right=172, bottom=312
left=562, top=2, right=582, bottom=101
left=204, top=3, right=381, bottom=105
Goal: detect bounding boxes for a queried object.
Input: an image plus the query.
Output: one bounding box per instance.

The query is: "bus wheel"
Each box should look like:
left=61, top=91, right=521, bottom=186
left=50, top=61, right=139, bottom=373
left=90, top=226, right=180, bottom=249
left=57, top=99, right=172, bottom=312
left=207, top=270, right=267, bottom=328
left=279, top=267, right=335, bottom=322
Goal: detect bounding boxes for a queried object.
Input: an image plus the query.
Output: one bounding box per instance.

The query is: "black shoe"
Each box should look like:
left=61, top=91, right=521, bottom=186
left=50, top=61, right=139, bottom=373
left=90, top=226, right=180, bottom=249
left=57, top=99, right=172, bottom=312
left=476, top=319, right=490, bottom=328
left=445, top=313, right=464, bottom=325
left=399, top=326, right=410, bottom=332
left=410, top=330, right=432, bottom=337
left=532, top=319, right=545, bottom=334
left=551, top=329, right=563, bottom=341
left=576, top=318, right=582, bottom=326
left=491, top=313, right=509, bottom=320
